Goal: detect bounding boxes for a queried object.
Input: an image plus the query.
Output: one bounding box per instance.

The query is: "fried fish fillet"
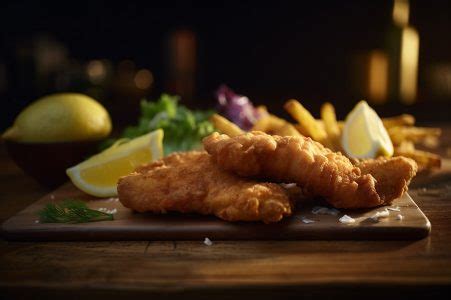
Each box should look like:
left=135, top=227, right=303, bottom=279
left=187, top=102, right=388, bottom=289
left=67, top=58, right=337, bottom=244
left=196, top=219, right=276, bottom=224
left=117, top=151, right=293, bottom=223
left=203, top=132, right=418, bottom=209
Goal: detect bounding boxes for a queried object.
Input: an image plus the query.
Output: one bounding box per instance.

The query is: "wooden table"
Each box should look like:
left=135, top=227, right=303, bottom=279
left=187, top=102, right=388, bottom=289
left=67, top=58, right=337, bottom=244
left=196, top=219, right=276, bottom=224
left=1, top=126, right=451, bottom=299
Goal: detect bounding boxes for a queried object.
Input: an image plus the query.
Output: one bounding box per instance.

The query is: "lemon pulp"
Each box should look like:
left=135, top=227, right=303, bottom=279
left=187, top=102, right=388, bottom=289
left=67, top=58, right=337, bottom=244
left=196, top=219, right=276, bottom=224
left=66, top=129, right=163, bottom=197
left=79, top=149, right=152, bottom=187
left=346, top=112, right=372, bottom=156
left=342, top=101, right=393, bottom=159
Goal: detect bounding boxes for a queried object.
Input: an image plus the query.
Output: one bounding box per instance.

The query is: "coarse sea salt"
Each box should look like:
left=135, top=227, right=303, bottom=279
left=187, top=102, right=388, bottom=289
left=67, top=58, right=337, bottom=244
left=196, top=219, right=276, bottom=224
left=311, top=206, right=340, bottom=216
left=106, top=208, right=117, bottom=214
left=300, top=216, right=315, bottom=224
left=396, top=214, right=404, bottom=221
left=204, top=237, right=213, bottom=246
left=339, top=215, right=355, bottom=224
left=369, top=208, right=390, bottom=222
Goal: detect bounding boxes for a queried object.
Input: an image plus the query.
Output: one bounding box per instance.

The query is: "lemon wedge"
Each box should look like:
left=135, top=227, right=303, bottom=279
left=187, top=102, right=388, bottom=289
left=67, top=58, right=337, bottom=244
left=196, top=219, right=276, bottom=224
left=342, top=101, right=393, bottom=159
left=66, top=129, right=163, bottom=197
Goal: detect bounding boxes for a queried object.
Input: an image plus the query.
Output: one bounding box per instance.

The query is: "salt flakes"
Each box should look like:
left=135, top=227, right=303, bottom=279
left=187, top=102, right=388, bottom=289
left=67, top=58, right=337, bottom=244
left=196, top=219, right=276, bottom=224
left=369, top=208, right=390, bottom=222
left=99, top=207, right=117, bottom=214
left=339, top=215, right=355, bottom=224
left=300, top=216, right=315, bottom=224
left=204, top=237, right=213, bottom=246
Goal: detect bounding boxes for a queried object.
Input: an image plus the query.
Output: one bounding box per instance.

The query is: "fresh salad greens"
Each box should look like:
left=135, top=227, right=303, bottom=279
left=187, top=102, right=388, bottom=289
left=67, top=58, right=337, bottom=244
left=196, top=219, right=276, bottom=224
left=103, top=94, right=215, bottom=155
left=39, top=199, right=114, bottom=223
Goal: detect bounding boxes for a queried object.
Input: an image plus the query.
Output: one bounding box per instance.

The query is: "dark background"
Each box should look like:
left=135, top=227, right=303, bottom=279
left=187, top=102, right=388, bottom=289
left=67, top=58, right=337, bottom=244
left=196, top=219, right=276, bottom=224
left=1, top=0, right=451, bottom=131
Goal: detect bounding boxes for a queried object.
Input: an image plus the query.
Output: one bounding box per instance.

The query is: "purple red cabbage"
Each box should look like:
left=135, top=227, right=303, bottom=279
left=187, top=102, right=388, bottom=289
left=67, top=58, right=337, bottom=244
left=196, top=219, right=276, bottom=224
left=215, top=85, right=266, bottom=130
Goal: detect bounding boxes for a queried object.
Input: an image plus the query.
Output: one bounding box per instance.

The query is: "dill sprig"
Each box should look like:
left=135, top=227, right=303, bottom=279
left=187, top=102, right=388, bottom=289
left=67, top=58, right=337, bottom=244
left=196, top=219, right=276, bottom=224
left=39, top=199, right=114, bottom=223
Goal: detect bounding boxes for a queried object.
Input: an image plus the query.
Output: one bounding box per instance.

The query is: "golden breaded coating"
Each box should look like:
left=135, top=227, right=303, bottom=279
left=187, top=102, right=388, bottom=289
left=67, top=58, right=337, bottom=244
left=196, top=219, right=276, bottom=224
left=356, top=157, right=418, bottom=204
left=203, top=132, right=417, bottom=209
left=118, top=151, right=293, bottom=223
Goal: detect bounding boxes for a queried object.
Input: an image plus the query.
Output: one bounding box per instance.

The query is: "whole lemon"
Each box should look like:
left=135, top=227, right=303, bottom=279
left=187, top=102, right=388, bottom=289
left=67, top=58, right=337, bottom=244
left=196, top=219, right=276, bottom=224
left=2, top=93, right=112, bottom=143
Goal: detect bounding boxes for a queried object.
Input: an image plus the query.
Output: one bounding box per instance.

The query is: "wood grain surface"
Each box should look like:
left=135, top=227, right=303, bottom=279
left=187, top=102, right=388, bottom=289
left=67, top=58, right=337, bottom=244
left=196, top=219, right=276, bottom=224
left=1, top=126, right=451, bottom=299
left=1, top=183, right=430, bottom=241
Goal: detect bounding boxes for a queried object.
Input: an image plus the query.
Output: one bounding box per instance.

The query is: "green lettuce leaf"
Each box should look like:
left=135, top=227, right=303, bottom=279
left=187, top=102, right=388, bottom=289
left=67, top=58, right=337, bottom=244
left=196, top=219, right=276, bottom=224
left=102, top=94, right=215, bottom=155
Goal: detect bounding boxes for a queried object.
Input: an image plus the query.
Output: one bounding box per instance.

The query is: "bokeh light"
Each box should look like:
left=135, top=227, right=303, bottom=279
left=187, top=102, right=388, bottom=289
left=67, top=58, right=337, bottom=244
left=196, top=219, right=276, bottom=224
left=86, top=60, right=107, bottom=84
left=134, top=69, right=153, bottom=90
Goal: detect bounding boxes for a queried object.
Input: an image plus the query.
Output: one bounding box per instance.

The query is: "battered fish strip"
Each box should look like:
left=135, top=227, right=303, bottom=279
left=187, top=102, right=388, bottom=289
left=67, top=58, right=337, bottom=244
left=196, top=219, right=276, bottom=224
left=203, top=132, right=417, bottom=208
left=118, top=151, right=293, bottom=223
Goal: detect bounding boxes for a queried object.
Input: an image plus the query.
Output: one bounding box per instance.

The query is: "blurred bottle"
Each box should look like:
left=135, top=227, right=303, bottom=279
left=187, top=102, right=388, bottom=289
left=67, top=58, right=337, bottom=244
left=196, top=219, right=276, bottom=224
left=166, top=29, right=197, bottom=103
left=352, top=50, right=389, bottom=105
left=386, top=0, right=420, bottom=104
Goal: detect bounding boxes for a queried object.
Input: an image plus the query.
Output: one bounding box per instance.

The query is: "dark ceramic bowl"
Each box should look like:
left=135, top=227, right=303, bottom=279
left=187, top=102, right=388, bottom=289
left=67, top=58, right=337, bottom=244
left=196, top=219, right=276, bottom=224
left=4, top=140, right=100, bottom=188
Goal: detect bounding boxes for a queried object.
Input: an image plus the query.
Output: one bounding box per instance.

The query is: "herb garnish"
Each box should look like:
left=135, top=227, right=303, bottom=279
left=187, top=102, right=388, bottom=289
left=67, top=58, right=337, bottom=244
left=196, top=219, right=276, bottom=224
left=38, top=199, right=114, bottom=223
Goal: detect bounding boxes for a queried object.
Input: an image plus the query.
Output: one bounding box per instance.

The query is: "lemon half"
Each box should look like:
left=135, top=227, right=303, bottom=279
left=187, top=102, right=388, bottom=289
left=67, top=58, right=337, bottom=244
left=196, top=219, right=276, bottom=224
left=66, top=130, right=163, bottom=197
left=342, top=101, right=393, bottom=159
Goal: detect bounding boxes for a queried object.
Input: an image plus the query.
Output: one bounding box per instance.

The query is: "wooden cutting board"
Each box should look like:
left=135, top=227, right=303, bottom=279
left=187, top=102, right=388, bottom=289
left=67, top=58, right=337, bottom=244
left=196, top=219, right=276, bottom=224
left=1, top=183, right=430, bottom=241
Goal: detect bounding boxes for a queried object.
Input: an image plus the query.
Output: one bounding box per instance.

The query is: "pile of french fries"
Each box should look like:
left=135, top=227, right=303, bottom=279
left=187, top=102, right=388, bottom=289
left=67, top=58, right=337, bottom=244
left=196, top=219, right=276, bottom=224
left=210, top=99, right=441, bottom=171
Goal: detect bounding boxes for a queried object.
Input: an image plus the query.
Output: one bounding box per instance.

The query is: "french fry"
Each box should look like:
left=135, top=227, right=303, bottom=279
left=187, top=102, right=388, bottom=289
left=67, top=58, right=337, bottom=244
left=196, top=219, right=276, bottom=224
left=394, top=148, right=442, bottom=170
left=382, top=114, right=415, bottom=129
left=284, top=99, right=328, bottom=144
left=256, top=105, right=268, bottom=115
left=266, top=115, right=287, bottom=130
left=330, top=116, right=414, bottom=131
left=320, top=102, right=341, bottom=151
left=251, top=116, right=270, bottom=132
left=315, top=119, right=343, bottom=132
left=328, top=116, right=414, bottom=131
left=251, top=114, right=285, bottom=133
left=210, top=114, right=243, bottom=137
left=251, top=114, right=302, bottom=137
left=396, top=141, right=415, bottom=152
left=422, top=135, right=440, bottom=149
left=294, top=124, right=309, bottom=136
left=394, top=139, right=441, bottom=171
left=388, top=126, right=441, bottom=145
left=274, top=123, right=303, bottom=137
